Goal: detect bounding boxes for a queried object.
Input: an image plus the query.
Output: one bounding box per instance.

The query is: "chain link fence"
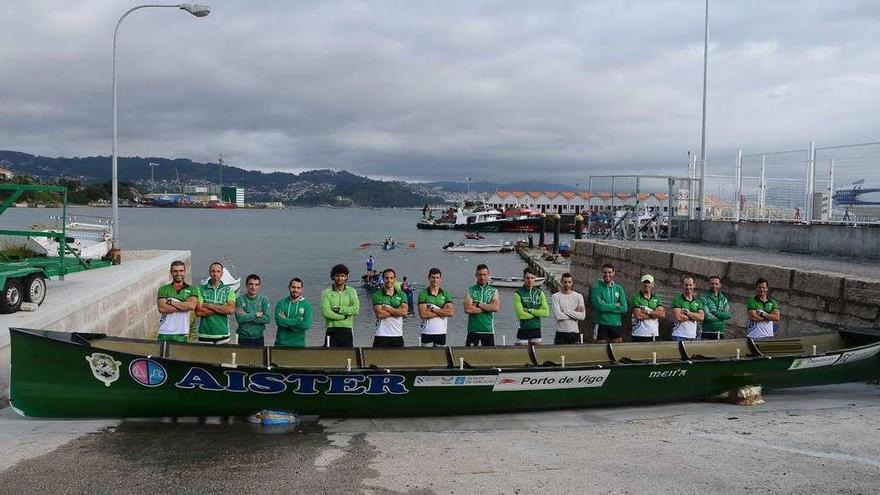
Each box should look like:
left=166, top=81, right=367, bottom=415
left=585, top=175, right=700, bottom=240
left=700, top=140, right=880, bottom=225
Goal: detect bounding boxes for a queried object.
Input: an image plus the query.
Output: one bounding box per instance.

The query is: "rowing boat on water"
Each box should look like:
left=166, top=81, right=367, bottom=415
left=9, top=327, right=880, bottom=418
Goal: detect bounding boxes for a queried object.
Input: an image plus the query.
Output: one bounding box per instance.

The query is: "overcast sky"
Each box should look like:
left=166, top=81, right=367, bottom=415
left=2, top=1, right=880, bottom=184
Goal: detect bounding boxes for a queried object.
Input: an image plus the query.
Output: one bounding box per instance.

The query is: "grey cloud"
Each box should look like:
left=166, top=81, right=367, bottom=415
left=2, top=1, right=879, bottom=184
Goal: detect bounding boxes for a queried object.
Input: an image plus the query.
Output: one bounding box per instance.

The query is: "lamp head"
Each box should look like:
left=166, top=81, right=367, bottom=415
left=180, top=3, right=211, bottom=17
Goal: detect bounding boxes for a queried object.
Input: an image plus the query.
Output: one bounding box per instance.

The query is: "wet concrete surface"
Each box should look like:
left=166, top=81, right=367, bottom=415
left=1, top=384, right=879, bottom=494
left=0, top=419, right=398, bottom=495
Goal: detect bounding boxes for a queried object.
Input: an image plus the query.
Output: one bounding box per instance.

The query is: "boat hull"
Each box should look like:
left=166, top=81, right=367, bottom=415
left=9, top=328, right=880, bottom=419
left=416, top=221, right=454, bottom=230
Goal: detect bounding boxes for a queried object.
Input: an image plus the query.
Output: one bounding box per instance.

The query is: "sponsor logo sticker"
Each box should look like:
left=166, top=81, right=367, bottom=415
left=648, top=369, right=688, bottom=378
left=85, top=352, right=122, bottom=387
left=129, top=358, right=168, bottom=387
left=492, top=370, right=610, bottom=391
left=834, top=345, right=880, bottom=366
left=413, top=375, right=496, bottom=387
left=788, top=355, right=840, bottom=370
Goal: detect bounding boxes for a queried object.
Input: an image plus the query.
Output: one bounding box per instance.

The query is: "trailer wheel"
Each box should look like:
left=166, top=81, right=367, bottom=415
left=0, top=278, right=23, bottom=314
left=23, top=274, right=47, bottom=306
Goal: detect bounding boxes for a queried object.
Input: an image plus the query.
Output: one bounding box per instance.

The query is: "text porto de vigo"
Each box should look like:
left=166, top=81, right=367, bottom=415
left=175, top=367, right=409, bottom=396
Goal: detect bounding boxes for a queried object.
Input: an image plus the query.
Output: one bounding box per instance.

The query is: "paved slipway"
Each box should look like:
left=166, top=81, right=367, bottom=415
left=1, top=383, right=879, bottom=494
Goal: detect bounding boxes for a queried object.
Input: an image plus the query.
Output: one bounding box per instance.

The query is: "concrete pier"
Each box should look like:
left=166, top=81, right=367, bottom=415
left=570, top=239, right=880, bottom=338
left=516, top=246, right=570, bottom=292
left=0, top=250, right=190, bottom=402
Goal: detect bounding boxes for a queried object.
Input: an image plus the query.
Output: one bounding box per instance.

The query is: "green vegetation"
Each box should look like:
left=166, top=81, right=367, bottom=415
left=0, top=242, right=40, bottom=260
left=0, top=176, right=141, bottom=205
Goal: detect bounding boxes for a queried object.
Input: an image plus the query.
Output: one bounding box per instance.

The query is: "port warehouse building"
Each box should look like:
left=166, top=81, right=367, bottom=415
left=486, top=191, right=670, bottom=215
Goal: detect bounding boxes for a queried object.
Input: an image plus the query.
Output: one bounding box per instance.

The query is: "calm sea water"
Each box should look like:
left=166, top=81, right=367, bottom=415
left=3, top=207, right=575, bottom=346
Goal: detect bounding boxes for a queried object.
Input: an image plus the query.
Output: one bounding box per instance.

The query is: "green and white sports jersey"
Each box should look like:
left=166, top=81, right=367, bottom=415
left=467, top=284, right=496, bottom=334
left=746, top=296, right=779, bottom=338
left=671, top=294, right=702, bottom=339
left=372, top=288, right=406, bottom=337
left=630, top=292, right=662, bottom=338
left=418, top=287, right=453, bottom=335
left=197, top=282, right=236, bottom=339
left=157, top=282, right=197, bottom=336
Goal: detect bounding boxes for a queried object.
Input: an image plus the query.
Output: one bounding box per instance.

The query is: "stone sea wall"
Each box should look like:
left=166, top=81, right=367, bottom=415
left=569, top=240, right=880, bottom=338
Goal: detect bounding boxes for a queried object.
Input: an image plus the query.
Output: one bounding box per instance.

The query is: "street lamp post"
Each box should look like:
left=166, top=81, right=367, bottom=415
left=110, top=3, right=210, bottom=264
left=697, top=0, right=709, bottom=221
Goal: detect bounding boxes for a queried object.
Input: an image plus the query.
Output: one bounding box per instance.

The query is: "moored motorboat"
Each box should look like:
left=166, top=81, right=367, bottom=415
left=464, top=232, right=485, bottom=240
left=442, top=242, right=513, bottom=253
left=9, top=328, right=880, bottom=418
left=200, top=266, right=241, bottom=293
left=26, top=217, right=113, bottom=260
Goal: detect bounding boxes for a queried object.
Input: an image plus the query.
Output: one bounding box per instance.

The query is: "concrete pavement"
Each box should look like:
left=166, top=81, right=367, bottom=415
left=1, top=383, right=879, bottom=493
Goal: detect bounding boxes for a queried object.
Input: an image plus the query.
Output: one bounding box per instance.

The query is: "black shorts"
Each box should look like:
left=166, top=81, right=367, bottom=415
left=465, top=333, right=495, bottom=347
left=325, top=328, right=353, bottom=348
left=420, top=334, right=447, bottom=346
left=630, top=335, right=655, bottom=343
left=596, top=325, right=622, bottom=340
left=198, top=336, right=230, bottom=345
left=516, top=328, right=542, bottom=341
left=373, top=336, right=404, bottom=348
left=700, top=331, right=724, bottom=341
left=554, top=332, right=581, bottom=345
left=238, top=336, right=265, bottom=346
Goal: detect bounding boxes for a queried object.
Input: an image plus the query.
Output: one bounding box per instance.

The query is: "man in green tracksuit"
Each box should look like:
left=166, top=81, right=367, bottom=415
left=513, top=267, right=549, bottom=345
left=590, top=263, right=628, bottom=343
left=195, top=262, right=237, bottom=344
left=235, top=274, right=271, bottom=346
left=275, top=277, right=313, bottom=348
left=320, top=264, right=360, bottom=347
left=463, top=264, right=500, bottom=346
left=698, top=275, right=733, bottom=340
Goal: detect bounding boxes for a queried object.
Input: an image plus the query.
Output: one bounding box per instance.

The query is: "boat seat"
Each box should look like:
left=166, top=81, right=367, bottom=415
left=166, top=343, right=265, bottom=367
left=610, top=342, right=684, bottom=363
left=89, top=338, right=161, bottom=358
left=533, top=344, right=612, bottom=366
left=681, top=339, right=753, bottom=360
left=753, top=338, right=804, bottom=357
left=449, top=346, right=535, bottom=368
left=361, top=347, right=450, bottom=369
left=270, top=348, right=362, bottom=370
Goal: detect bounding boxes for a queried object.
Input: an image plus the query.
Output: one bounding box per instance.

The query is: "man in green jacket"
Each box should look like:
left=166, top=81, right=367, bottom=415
left=320, top=264, right=360, bottom=347
left=590, top=263, right=628, bottom=343
left=513, top=267, right=550, bottom=345
left=195, top=262, right=237, bottom=344
left=234, top=274, right=271, bottom=346
left=698, top=275, right=733, bottom=340
left=275, top=278, right=313, bottom=348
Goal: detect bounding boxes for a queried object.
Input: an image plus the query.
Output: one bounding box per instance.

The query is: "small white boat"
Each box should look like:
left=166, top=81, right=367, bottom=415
left=443, top=242, right=512, bottom=253
left=200, top=266, right=241, bottom=294
left=489, top=276, right=546, bottom=288
left=26, top=217, right=112, bottom=260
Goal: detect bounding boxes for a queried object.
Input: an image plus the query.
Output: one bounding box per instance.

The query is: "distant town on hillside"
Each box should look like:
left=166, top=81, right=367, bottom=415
left=0, top=150, right=575, bottom=207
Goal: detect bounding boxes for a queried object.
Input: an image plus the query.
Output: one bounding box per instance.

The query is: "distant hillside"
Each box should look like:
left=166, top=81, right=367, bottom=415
left=0, top=151, right=444, bottom=207
left=425, top=180, right=576, bottom=194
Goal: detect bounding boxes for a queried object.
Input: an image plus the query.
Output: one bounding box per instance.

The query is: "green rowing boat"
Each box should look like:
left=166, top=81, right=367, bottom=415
left=9, top=327, right=880, bottom=418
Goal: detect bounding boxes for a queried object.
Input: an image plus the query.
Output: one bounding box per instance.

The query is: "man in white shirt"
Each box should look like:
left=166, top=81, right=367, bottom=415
left=550, top=273, right=586, bottom=344
left=371, top=268, right=409, bottom=347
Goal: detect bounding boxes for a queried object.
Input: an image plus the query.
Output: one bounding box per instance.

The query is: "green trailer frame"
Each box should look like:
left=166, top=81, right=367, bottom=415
left=0, top=184, right=111, bottom=312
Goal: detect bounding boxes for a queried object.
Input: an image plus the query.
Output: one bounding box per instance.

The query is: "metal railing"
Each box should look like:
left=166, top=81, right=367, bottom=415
left=699, top=140, right=880, bottom=225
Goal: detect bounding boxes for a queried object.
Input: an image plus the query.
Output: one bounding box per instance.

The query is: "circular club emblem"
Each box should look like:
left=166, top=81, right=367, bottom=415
left=129, top=358, right=167, bottom=387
